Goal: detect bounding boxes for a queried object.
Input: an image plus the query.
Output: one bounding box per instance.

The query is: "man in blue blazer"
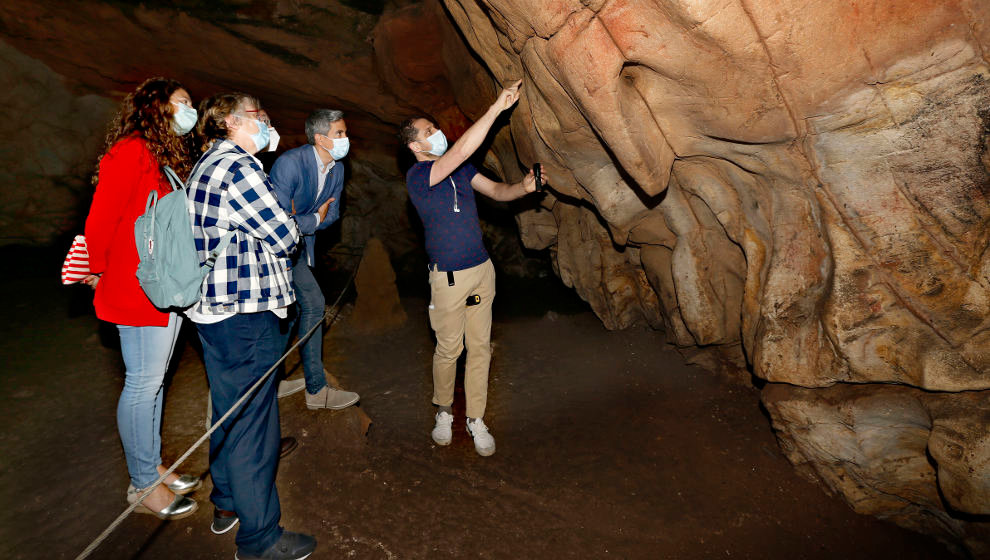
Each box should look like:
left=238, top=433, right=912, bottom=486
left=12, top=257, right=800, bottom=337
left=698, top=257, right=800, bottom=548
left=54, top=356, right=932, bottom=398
left=270, top=109, right=359, bottom=410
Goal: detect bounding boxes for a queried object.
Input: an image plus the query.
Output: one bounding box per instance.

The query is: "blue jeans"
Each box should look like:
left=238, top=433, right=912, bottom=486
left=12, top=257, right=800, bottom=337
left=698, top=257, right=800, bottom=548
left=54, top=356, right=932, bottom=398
left=285, top=260, right=327, bottom=394
left=116, top=313, right=182, bottom=489
left=197, top=312, right=283, bottom=555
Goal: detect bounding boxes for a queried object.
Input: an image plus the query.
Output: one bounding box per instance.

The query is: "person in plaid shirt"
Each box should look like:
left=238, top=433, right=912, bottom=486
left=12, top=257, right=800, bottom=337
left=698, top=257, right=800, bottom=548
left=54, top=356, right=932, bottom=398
left=187, top=92, right=315, bottom=560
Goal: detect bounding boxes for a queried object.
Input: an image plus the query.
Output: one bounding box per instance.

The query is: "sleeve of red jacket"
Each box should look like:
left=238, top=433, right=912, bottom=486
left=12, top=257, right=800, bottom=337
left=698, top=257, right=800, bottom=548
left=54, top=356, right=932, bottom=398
left=84, top=140, right=143, bottom=274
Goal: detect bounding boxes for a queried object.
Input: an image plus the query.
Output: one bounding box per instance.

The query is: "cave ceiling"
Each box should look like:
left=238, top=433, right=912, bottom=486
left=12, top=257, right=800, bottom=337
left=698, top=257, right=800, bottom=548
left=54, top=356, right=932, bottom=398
left=0, top=0, right=474, bottom=174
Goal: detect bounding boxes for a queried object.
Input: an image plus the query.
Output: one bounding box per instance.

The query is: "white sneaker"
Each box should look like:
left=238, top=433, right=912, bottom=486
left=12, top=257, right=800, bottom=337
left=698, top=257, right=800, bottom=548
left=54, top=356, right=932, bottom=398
left=431, top=411, right=453, bottom=446
left=466, top=418, right=496, bottom=456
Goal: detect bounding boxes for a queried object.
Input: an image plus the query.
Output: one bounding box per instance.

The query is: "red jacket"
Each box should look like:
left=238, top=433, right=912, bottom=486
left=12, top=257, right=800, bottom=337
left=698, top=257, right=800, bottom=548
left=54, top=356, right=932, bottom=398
left=84, top=135, right=173, bottom=327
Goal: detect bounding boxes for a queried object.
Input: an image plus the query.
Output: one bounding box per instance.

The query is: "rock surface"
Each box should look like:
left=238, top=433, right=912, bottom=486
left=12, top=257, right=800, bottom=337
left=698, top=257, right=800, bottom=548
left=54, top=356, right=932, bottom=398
left=0, top=0, right=471, bottom=254
left=441, top=0, right=990, bottom=554
left=763, top=383, right=990, bottom=557
left=0, top=40, right=114, bottom=245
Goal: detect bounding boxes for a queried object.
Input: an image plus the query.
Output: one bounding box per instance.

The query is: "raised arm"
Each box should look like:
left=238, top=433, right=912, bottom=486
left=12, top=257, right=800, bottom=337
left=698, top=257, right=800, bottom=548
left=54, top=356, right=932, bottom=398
left=470, top=167, right=542, bottom=202
left=428, top=80, right=522, bottom=186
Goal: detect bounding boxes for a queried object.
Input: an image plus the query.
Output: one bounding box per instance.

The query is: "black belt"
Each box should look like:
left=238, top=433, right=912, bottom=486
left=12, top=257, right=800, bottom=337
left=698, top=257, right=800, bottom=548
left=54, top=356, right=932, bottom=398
left=429, top=263, right=456, bottom=286
left=430, top=264, right=480, bottom=305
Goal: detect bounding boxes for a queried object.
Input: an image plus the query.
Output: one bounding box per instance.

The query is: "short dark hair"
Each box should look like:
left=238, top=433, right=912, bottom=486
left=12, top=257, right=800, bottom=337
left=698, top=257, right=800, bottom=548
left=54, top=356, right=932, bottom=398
left=305, top=109, right=344, bottom=144
left=398, top=116, right=428, bottom=148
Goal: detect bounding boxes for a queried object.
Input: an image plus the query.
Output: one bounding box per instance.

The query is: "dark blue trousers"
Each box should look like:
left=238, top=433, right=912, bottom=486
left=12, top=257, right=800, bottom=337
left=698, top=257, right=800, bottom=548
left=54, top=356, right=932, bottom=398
left=197, top=312, right=283, bottom=555
left=282, top=252, right=327, bottom=395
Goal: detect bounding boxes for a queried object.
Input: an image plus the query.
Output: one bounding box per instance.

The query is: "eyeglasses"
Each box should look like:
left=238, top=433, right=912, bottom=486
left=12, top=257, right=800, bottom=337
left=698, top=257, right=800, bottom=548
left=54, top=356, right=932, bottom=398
left=234, top=111, right=272, bottom=127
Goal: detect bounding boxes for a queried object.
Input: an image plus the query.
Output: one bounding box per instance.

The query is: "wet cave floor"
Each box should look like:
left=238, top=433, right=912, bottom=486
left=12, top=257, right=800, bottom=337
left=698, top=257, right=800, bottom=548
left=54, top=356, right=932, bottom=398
left=0, top=247, right=951, bottom=559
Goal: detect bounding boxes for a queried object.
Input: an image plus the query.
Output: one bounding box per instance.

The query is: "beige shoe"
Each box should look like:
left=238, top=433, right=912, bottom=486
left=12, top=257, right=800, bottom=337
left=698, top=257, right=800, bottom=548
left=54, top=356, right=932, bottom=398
left=278, top=378, right=306, bottom=399
left=305, top=385, right=359, bottom=410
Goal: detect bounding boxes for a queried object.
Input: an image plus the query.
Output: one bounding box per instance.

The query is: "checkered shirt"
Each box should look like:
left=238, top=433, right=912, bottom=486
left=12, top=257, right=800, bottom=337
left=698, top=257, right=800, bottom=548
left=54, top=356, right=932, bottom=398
left=186, top=139, right=300, bottom=315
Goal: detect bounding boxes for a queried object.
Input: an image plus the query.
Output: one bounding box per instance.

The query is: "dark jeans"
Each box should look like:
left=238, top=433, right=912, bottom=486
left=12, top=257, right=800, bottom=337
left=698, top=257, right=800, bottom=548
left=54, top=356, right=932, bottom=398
left=284, top=260, right=327, bottom=394
left=197, top=312, right=283, bottom=555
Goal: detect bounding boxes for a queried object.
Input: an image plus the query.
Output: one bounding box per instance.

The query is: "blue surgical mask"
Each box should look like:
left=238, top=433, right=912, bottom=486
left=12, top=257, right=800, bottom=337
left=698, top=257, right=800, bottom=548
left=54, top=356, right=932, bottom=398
left=172, top=102, right=197, bottom=135
left=319, top=136, right=350, bottom=161
left=247, top=118, right=270, bottom=152
left=330, top=137, right=349, bottom=160
left=425, top=129, right=447, bottom=156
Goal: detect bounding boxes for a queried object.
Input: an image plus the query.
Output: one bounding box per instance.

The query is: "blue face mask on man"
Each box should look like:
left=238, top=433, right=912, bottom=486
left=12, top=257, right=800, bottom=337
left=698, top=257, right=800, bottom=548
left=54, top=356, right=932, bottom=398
left=425, top=129, right=448, bottom=157
left=330, top=137, right=350, bottom=160
left=172, top=102, right=197, bottom=135
left=319, top=135, right=349, bottom=161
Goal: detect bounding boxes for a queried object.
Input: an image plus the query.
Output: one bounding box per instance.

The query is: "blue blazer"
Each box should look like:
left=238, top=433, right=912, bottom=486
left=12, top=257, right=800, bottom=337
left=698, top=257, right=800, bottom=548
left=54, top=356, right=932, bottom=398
left=270, top=144, right=344, bottom=266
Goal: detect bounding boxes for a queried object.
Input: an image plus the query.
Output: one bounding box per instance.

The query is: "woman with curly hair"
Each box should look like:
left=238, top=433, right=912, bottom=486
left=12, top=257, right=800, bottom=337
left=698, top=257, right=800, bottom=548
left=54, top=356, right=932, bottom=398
left=83, top=77, right=200, bottom=520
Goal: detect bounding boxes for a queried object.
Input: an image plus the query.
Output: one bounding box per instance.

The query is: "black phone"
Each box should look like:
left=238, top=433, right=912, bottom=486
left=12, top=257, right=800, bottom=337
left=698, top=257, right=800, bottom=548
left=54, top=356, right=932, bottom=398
left=533, top=162, right=542, bottom=192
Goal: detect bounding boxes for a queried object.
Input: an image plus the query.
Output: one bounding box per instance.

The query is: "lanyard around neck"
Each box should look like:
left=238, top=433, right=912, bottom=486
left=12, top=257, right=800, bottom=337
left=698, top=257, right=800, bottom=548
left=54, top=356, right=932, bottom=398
left=450, top=177, right=460, bottom=213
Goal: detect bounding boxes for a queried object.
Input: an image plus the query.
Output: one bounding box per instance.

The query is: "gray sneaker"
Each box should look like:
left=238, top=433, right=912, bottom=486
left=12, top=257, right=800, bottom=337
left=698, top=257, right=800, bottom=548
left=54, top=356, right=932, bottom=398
left=277, top=378, right=306, bottom=399
left=305, top=385, right=359, bottom=410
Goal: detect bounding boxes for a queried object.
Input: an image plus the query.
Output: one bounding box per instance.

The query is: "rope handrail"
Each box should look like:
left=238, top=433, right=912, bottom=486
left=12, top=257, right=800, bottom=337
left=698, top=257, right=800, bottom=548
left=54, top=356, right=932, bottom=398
left=74, top=254, right=361, bottom=560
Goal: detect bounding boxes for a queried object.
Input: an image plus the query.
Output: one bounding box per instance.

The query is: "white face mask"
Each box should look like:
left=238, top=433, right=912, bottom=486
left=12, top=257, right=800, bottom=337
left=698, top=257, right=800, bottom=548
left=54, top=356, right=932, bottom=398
left=171, top=102, right=197, bottom=135
left=268, top=127, right=280, bottom=152
left=330, top=137, right=349, bottom=160
left=319, top=136, right=349, bottom=160
left=424, top=129, right=447, bottom=156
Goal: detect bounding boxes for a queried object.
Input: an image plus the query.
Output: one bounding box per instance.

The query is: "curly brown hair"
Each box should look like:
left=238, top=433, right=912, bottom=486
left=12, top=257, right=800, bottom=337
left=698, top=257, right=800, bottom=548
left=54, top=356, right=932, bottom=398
left=94, top=77, right=195, bottom=183
left=195, top=92, right=262, bottom=153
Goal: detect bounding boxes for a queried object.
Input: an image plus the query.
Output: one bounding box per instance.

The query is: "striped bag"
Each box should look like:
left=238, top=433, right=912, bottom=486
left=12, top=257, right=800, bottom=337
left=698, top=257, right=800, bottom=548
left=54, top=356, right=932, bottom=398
left=61, top=235, right=90, bottom=284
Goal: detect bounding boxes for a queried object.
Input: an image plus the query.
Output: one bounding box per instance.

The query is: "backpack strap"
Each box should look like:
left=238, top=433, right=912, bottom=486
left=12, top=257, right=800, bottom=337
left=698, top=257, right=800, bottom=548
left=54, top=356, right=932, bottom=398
left=162, top=166, right=184, bottom=191
left=141, top=190, right=160, bottom=255
left=203, top=230, right=235, bottom=271
left=184, top=149, right=259, bottom=272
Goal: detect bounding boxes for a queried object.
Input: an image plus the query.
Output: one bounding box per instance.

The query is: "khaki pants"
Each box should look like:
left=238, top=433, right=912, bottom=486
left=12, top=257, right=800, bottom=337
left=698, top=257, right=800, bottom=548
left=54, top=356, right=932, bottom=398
left=428, top=259, right=495, bottom=419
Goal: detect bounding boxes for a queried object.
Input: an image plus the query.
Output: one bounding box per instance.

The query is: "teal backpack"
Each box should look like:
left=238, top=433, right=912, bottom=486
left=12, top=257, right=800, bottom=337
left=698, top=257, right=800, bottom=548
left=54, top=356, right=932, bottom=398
left=134, top=165, right=233, bottom=309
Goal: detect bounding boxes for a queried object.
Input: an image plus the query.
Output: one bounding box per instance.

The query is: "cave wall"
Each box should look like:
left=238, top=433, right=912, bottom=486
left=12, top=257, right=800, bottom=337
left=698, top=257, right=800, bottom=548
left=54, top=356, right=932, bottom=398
left=0, top=0, right=464, bottom=258
left=440, top=0, right=990, bottom=555
left=0, top=0, right=544, bottom=276
left=0, top=39, right=115, bottom=245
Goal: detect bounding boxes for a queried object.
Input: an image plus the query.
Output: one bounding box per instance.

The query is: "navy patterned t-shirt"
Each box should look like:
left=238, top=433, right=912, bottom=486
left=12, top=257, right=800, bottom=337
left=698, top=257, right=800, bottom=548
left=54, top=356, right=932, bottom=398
left=406, top=160, right=489, bottom=271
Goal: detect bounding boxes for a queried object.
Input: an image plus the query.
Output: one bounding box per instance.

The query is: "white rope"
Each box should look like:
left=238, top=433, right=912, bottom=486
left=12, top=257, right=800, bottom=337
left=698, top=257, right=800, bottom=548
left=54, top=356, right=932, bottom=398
left=74, top=259, right=360, bottom=560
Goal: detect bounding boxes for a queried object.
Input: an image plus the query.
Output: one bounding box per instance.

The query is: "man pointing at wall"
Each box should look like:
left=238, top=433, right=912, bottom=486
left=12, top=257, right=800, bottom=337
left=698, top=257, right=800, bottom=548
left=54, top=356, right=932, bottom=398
left=399, top=80, right=543, bottom=457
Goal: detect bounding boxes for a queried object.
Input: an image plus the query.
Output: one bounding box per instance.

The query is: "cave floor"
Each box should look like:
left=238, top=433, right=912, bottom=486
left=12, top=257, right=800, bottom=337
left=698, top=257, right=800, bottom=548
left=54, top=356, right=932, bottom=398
left=0, top=249, right=951, bottom=560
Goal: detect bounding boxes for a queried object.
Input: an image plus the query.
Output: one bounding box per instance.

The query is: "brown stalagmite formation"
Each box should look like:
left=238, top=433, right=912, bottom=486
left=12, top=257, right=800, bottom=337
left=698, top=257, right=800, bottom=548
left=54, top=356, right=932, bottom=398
left=441, top=0, right=990, bottom=554
left=349, top=237, right=407, bottom=334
